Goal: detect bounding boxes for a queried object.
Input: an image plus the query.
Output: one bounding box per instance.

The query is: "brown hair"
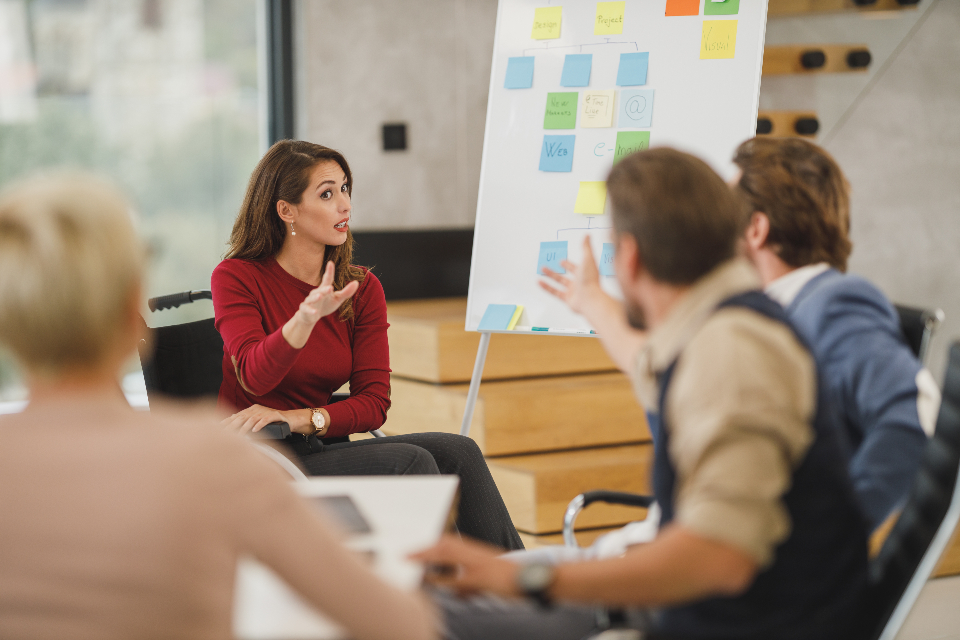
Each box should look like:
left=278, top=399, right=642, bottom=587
left=607, top=147, right=744, bottom=285
left=226, top=140, right=365, bottom=320
left=733, top=137, right=852, bottom=271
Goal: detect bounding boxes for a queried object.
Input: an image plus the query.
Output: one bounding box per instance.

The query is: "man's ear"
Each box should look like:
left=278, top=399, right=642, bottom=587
left=744, top=211, right=771, bottom=253
left=276, top=200, right=296, bottom=224
left=614, top=233, right=643, bottom=279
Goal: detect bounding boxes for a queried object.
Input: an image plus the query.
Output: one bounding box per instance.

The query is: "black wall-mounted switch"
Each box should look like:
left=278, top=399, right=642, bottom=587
left=382, top=123, right=407, bottom=151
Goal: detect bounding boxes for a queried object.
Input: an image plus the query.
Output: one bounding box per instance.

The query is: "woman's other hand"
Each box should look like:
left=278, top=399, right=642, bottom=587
left=283, top=261, right=360, bottom=349
left=222, top=404, right=292, bottom=435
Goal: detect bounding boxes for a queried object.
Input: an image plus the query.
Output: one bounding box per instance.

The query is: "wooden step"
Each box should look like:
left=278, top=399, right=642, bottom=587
left=757, top=111, right=820, bottom=138
left=768, top=0, right=919, bottom=17
left=383, top=373, right=650, bottom=457
left=387, top=298, right=617, bottom=383
left=763, top=45, right=872, bottom=76
left=519, top=526, right=619, bottom=550
left=488, top=445, right=653, bottom=534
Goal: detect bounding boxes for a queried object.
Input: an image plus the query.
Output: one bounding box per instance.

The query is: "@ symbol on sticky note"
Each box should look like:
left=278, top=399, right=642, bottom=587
left=624, top=95, right=647, bottom=121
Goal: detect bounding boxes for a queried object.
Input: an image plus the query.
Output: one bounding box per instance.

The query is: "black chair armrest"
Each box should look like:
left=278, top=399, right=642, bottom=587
left=563, top=491, right=655, bottom=548
left=254, top=421, right=291, bottom=440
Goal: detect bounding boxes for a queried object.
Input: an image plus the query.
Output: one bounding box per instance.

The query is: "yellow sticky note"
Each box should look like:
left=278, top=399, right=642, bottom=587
left=507, top=305, right=524, bottom=330
left=700, top=20, right=738, bottom=60
left=580, top=90, right=615, bottom=128
left=574, top=182, right=607, bottom=215
left=595, top=2, right=625, bottom=35
left=532, top=6, right=562, bottom=40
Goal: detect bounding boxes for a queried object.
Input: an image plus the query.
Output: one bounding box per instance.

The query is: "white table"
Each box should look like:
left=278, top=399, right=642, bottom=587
left=233, top=475, right=459, bottom=640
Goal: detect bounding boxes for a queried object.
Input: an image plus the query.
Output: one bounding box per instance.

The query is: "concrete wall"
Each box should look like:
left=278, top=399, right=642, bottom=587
left=298, top=0, right=960, bottom=378
left=296, top=0, right=497, bottom=230
left=763, top=0, right=960, bottom=379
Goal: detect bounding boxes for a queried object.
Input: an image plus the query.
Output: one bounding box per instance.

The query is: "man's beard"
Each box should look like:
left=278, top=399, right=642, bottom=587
left=625, top=298, right=647, bottom=330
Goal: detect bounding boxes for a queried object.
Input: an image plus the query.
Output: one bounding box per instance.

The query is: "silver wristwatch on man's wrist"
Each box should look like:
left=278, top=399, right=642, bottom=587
left=517, top=562, right=555, bottom=608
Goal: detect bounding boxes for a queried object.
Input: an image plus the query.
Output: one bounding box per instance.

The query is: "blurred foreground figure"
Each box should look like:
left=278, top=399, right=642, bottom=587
left=0, top=173, right=437, bottom=640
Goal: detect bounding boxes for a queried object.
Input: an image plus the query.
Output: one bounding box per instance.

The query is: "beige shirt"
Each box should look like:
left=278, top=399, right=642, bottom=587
left=0, top=398, right=436, bottom=640
left=632, top=258, right=816, bottom=568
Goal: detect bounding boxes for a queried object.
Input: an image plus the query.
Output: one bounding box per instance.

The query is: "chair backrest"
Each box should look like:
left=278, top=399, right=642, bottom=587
left=138, top=316, right=224, bottom=403
left=863, top=341, right=960, bottom=640
left=895, top=304, right=944, bottom=364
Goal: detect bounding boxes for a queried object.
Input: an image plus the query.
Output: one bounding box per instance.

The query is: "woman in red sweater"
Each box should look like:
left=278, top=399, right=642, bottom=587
left=213, top=140, right=522, bottom=550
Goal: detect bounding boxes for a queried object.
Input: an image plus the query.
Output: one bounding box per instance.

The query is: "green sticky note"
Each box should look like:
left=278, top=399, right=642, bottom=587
left=544, top=92, right=578, bottom=129
left=614, top=131, right=650, bottom=164
left=704, top=0, right=740, bottom=15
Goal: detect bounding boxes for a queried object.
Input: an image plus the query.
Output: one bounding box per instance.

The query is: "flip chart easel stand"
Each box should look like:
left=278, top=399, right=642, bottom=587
left=459, top=332, right=491, bottom=437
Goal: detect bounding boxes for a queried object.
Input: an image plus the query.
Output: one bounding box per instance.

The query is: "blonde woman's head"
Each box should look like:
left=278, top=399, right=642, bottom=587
left=0, top=173, right=144, bottom=378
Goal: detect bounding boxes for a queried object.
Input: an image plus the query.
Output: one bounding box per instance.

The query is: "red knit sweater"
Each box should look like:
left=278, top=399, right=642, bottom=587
left=211, top=257, right=390, bottom=437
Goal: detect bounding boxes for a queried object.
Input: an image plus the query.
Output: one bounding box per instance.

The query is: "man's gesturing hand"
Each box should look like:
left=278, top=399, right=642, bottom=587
left=539, top=236, right=604, bottom=316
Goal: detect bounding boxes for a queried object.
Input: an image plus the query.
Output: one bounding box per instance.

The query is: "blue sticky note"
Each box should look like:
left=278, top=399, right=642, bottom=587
left=599, top=243, right=615, bottom=276
left=538, top=241, right=568, bottom=274
left=560, top=54, right=592, bottom=87
left=478, top=304, right=518, bottom=331
left=619, top=89, right=654, bottom=128
left=504, top=56, right=535, bottom=89
left=616, top=52, right=649, bottom=86
left=539, top=135, right=575, bottom=172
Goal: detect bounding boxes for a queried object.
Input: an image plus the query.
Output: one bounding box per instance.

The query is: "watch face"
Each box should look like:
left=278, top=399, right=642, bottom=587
left=519, top=563, right=554, bottom=592
left=312, top=411, right=325, bottom=429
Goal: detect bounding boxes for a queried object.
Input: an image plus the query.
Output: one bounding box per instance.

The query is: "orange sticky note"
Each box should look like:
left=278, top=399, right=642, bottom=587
left=665, top=0, right=699, bottom=16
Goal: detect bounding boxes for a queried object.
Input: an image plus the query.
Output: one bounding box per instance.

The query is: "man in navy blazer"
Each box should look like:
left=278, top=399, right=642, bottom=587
left=734, top=137, right=939, bottom=530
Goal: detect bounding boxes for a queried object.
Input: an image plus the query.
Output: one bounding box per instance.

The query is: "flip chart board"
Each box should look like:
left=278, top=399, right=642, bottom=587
left=466, top=0, right=768, bottom=333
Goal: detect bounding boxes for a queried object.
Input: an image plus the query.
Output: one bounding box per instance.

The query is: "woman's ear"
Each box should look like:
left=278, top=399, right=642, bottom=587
left=276, top=200, right=296, bottom=224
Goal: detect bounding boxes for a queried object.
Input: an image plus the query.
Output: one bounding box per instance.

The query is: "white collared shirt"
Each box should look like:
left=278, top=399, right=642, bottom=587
left=764, top=262, right=831, bottom=307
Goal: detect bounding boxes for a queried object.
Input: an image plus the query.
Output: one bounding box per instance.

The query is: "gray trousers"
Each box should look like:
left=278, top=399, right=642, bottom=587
left=433, top=588, right=652, bottom=640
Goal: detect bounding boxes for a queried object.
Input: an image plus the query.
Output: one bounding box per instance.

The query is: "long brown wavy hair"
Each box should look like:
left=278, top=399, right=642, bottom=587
left=226, top=140, right=365, bottom=320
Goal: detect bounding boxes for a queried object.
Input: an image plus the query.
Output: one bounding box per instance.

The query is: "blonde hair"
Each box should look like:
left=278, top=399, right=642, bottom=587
left=0, top=173, right=144, bottom=375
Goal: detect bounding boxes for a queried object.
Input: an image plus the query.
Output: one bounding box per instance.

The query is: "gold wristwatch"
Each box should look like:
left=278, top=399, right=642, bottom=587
left=310, top=408, right=327, bottom=437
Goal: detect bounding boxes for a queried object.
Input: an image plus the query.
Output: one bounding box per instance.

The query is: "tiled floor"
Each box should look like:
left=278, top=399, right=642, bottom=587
left=896, top=576, right=960, bottom=640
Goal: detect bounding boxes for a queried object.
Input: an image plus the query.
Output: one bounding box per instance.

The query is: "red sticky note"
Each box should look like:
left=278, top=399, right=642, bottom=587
left=665, top=0, right=699, bottom=16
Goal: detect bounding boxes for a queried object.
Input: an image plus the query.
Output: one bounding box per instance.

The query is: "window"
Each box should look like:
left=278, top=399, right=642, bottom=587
left=0, top=0, right=262, bottom=401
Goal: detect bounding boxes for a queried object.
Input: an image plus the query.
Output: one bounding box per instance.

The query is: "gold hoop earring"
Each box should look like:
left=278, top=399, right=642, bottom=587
left=290, top=223, right=296, bottom=236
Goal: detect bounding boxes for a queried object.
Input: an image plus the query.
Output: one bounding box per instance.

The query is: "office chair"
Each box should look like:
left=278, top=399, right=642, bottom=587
left=894, top=304, right=944, bottom=365
left=137, top=289, right=385, bottom=440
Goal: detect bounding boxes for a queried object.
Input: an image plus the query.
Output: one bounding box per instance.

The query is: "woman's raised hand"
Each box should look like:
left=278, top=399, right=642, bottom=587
left=297, top=261, right=360, bottom=323
left=539, top=236, right=604, bottom=316
left=283, top=261, right=360, bottom=349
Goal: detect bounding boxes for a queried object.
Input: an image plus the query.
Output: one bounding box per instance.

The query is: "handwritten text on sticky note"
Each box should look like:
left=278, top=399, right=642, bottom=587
left=544, top=92, right=578, bottom=129
left=581, top=90, right=615, bottom=128
left=599, top=243, right=616, bottom=276
left=574, top=182, right=607, bottom=215
left=539, top=135, right=576, bottom=172
left=595, top=1, right=625, bottom=35
left=532, top=6, right=562, bottom=40
left=618, top=89, right=654, bottom=128
left=614, top=131, right=650, bottom=164
left=701, top=20, right=737, bottom=59
left=538, top=241, right=568, bottom=274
